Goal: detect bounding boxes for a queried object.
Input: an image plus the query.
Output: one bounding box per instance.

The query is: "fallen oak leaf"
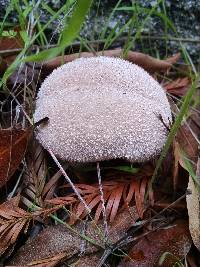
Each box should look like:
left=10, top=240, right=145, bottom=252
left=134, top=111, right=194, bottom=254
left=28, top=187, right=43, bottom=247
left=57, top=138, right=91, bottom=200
left=0, top=127, right=31, bottom=188
left=42, top=49, right=180, bottom=75
left=164, top=52, right=181, bottom=65
left=118, top=220, right=191, bottom=267
left=126, top=51, right=180, bottom=73
left=68, top=253, right=102, bottom=267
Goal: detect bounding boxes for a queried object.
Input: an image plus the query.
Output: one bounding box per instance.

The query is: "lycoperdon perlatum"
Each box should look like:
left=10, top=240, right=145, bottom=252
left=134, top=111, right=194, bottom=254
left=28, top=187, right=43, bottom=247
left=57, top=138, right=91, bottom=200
left=34, top=56, right=172, bottom=163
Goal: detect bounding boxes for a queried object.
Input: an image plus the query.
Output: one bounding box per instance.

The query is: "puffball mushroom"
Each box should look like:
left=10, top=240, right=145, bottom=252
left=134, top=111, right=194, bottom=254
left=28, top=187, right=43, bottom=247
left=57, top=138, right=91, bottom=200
left=34, top=56, right=172, bottom=163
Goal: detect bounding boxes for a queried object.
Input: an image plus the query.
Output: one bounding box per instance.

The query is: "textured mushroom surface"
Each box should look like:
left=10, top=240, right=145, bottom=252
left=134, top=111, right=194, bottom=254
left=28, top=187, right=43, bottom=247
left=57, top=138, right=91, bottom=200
left=34, top=56, right=172, bottom=163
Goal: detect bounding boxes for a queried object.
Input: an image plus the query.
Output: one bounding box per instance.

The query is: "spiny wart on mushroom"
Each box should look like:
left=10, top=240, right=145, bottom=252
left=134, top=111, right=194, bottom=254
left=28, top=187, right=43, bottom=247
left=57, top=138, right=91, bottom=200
left=34, top=56, right=172, bottom=163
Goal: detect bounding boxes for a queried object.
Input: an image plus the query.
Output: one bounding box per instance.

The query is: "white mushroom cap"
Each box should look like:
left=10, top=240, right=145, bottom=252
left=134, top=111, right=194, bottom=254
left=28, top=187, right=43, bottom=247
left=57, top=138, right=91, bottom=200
left=34, top=56, right=172, bottom=163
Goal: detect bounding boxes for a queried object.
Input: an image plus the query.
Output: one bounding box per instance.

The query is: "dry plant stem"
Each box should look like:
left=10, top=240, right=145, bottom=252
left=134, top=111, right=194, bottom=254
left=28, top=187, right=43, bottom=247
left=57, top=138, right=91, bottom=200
left=47, top=148, right=91, bottom=214
left=97, top=162, right=109, bottom=241
left=34, top=8, right=73, bottom=90
left=8, top=90, right=33, bottom=125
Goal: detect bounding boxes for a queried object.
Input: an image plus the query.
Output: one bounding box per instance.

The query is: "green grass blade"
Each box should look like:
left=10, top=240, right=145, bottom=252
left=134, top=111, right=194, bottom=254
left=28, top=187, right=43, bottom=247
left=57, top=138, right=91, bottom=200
left=103, top=18, right=132, bottom=50
left=148, top=75, right=200, bottom=194
left=122, top=0, right=164, bottom=54
left=1, top=0, right=92, bottom=85
left=59, top=0, right=92, bottom=47
left=24, top=0, right=92, bottom=62
left=24, top=46, right=61, bottom=62
left=100, top=0, right=122, bottom=40
left=12, top=0, right=26, bottom=30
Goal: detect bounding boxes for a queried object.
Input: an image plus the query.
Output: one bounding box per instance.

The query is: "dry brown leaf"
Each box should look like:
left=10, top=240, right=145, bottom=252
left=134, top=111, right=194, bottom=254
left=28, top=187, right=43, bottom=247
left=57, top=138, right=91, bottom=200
left=118, top=220, right=191, bottom=267
left=9, top=206, right=139, bottom=266
left=42, top=49, right=179, bottom=75
left=0, top=57, right=7, bottom=76
left=164, top=52, right=181, bottom=65
left=176, top=125, right=198, bottom=166
left=164, top=77, right=191, bottom=96
left=0, top=127, right=31, bottom=188
left=127, top=51, right=180, bottom=73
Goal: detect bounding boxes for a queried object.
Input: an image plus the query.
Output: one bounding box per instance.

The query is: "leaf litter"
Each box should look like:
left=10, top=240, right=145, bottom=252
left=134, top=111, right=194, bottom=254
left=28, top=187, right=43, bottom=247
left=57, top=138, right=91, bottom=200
left=0, top=126, right=31, bottom=188
left=0, top=40, right=200, bottom=267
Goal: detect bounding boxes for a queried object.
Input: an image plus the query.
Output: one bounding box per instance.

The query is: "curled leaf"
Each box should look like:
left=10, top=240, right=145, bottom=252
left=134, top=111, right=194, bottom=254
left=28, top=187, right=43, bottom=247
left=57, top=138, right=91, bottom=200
left=42, top=49, right=179, bottom=75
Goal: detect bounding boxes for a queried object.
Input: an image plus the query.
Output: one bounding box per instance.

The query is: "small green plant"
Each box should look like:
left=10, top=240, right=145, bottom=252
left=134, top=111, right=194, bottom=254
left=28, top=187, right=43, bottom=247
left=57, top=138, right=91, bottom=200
left=1, top=29, right=17, bottom=38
